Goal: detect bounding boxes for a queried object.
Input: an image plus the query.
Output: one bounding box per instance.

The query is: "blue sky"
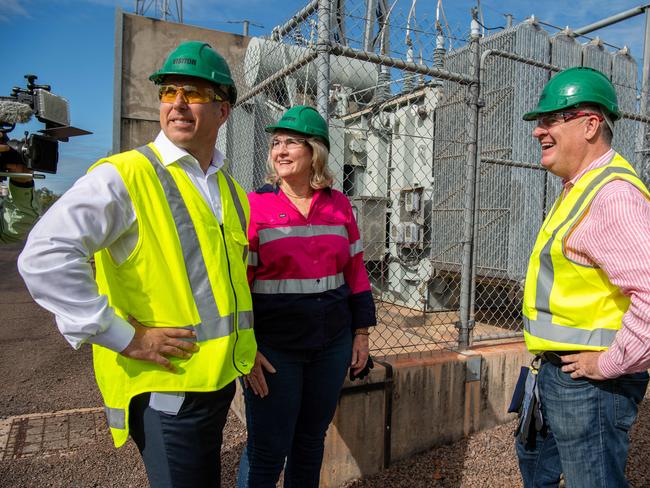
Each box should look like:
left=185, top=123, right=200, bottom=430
left=2, top=0, right=647, bottom=193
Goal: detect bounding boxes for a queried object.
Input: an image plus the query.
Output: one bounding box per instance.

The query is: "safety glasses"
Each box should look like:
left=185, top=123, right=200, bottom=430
left=536, top=111, right=604, bottom=128
left=270, top=137, right=308, bottom=150
left=158, top=84, right=224, bottom=104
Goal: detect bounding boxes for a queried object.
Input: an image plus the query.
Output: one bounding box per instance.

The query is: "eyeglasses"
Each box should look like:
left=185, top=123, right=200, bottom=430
left=158, top=84, right=224, bottom=104
left=536, top=111, right=604, bottom=128
left=270, top=137, right=308, bottom=149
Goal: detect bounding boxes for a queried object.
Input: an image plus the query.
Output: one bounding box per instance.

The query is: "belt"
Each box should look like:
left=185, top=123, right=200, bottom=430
left=537, top=351, right=581, bottom=367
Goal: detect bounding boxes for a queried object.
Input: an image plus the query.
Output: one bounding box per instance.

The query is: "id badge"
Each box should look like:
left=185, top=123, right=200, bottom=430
left=149, top=392, right=185, bottom=415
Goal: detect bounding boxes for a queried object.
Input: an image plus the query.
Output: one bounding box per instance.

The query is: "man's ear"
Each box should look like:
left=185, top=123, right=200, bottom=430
left=218, top=101, right=231, bottom=121
left=584, top=116, right=602, bottom=142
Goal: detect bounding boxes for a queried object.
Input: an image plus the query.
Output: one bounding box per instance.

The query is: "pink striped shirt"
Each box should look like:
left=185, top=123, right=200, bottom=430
left=562, top=149, right=650, bottom=378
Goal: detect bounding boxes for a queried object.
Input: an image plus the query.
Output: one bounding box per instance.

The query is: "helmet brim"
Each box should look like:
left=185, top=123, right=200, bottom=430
left=522, top=110, right=540, bottom=121
left=265, top=124, right=330, bottom=150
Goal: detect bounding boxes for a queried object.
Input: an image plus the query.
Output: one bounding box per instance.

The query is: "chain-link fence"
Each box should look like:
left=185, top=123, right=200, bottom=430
left=222, top=0, right=650, bottom=360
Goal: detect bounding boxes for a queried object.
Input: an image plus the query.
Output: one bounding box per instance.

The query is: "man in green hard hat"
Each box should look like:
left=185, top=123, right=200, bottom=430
left=517, top=66, right=650, bottom=487
left=19, top=41, right=256, bottom=486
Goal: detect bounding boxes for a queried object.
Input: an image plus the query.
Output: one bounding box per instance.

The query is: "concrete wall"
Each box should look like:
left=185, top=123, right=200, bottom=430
left=232, top=341, right=531, bottom=487
left=113, top=12, right=250, bottom=152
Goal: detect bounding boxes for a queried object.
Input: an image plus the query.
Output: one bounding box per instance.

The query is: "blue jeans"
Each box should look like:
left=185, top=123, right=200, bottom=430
left=237, top=328, right=352, bottom=488
left=516, top=361, right=648, bottom=488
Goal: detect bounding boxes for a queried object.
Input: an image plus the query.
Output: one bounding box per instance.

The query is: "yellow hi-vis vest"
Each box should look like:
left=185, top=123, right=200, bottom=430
left=523, top=153, right=650, bottom=354
left=90, top=144, right=256, bottom=447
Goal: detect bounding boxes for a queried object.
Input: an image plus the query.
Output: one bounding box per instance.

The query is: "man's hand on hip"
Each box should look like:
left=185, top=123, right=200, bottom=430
left=120, top=316, right=200, bottom=372
left=561, top=351, right=607, bottom=380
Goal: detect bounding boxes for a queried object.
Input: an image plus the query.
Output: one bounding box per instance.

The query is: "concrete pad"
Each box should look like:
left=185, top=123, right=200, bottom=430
left=0, top=408, right=105, bottom=461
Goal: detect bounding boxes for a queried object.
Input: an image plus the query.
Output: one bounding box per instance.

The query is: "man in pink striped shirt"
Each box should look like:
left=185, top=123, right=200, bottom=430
left=516, top=67, right=650, bottom=488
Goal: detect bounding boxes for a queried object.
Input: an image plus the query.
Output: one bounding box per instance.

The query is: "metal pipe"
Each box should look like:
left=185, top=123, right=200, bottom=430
left=621, top=110, right=650, bottom=122
left=573, top=4, right=650, bottom=36
left=473, top=331, right=523, bottom=342
left=480, top=49, right=560, bottom=73
left=112, top=7, right=124, bottom=154
left=243, top=20, right=249, bottom=37
left=642, top=9, right=650, bottom=117
left=363, top=0, right=376, bottom=51
left=379, top=0, right=390, bottom=55
left=316, top=0, right=332, bottom=119
left=272, top=0, right=319, bottom=40
left=0, top=172, right=45, bottom=179
left=469, top=70, right=483, bottom=338
left=330, top=43, right=475, bottom=84
left=457, top=18, right=482, bottom=350
left=234, top=50, right=319, bottom=107
left=481, top=158, right=546, bottom=170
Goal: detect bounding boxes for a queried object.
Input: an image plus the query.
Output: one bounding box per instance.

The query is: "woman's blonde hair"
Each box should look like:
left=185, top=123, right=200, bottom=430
left=265, top=134, right=334, bottom=189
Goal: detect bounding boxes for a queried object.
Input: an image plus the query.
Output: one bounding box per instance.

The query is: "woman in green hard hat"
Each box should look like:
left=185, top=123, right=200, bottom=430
left=237, top=105, right=377, bottom=487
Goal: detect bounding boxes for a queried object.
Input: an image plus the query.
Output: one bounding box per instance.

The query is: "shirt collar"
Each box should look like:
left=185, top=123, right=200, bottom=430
left=267, top=184, right=333, bottom=197
left=564, top=148, right=615, bottom=191
left=153, top=131, right=225, bottom=174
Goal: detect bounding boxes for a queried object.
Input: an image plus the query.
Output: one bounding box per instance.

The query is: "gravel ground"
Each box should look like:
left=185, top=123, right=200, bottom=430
left=2, top=243, right=650, bottom=488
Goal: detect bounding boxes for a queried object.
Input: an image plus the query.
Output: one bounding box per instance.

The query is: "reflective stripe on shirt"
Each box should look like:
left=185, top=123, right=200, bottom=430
left=252, top=272, right=345, bottom=294
left=258, top=225, right=348, bottom=245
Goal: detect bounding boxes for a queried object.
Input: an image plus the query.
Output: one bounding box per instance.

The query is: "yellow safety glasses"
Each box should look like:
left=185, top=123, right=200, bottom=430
left=158, top=84, right=224, bottom=104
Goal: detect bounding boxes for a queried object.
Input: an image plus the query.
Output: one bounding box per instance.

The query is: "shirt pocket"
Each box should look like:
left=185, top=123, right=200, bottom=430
left=224, top=224, right=250, bottom=268
left=314, top=213, right=351, bottom=269
left=254, top=213, right=291, bottom=248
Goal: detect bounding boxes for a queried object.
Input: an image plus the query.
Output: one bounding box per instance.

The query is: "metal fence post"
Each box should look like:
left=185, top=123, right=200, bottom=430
left=316, top=0, right=332, bottom=120
left=641, top=7, right=650, bottom=182
left=457, top=17, right=482, bottom=350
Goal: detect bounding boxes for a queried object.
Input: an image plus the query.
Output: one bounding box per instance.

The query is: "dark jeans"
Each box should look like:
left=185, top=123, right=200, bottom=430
left=237, top=328, right=352, bottom=488
left=129, top=382, right=236, bottom=488
left=516, top=361, right=648, bottom=488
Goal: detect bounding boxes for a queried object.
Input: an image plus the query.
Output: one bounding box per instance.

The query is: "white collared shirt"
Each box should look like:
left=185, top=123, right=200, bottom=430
left=18, top=132, right=227, bottom=352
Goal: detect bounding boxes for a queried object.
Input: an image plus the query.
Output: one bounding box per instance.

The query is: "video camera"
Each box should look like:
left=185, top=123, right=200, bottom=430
left=0, top=74, right=91, bottom=177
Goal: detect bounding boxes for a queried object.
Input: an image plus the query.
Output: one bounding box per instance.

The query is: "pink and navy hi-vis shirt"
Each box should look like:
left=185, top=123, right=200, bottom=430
left=247, top=184, right=376, bottom=350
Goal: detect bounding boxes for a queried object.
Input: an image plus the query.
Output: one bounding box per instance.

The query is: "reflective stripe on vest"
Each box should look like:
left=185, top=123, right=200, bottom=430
left=525, top=165, right=636, bottom=348
left=105, top=406, right=125, bottom=430
left=258, top=225, right=348, bottom=245
left=252, top=272, right=345, bottom=294
left=137, top=146, right=251, bottom=337
left=523, top=315, right=618, bottom=348
left=181, top=309, right=254, bottom=339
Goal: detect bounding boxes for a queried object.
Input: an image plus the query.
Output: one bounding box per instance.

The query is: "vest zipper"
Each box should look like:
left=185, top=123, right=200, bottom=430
left=220, top=222, right=245, bottom=375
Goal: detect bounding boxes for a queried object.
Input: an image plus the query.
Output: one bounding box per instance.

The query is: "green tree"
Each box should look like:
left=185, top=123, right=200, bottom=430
left=36, top=187, right=60, bottom=212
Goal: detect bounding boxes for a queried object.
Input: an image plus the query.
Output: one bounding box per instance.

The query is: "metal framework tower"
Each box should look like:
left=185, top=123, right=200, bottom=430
left=134, top=0, right=183, bottom=23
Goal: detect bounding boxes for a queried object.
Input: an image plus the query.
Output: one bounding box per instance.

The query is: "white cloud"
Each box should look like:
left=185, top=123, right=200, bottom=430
left=0, top=0, right=30, bottom=22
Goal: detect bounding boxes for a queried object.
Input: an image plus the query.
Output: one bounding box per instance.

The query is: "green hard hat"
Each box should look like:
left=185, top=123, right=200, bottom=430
left=523, top=67, right=621, bottom=121
left=149, top=41, right=237, bottom=104
left=266, top=105, right=330, bottom=150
